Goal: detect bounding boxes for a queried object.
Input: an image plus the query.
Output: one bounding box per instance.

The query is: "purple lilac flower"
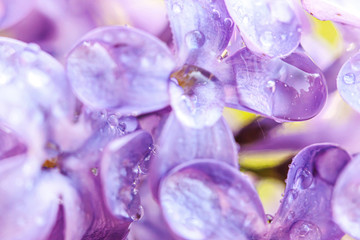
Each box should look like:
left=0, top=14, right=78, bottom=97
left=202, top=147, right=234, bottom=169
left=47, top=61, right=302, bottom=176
left=0, top=37, right=154, bottom=239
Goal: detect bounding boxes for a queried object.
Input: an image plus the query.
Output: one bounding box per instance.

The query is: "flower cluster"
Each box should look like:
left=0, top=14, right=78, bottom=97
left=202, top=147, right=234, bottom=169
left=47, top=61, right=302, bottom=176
left=0, top=0, right=360, bottom=240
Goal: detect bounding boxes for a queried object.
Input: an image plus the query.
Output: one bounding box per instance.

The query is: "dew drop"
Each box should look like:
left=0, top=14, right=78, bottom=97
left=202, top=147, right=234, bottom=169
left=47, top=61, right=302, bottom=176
left=260, top=31, right=274, bottom=47
left=343, top=73, right=356, bottom=84
left=266, top=214, right=274, bottom=223
left=224, top=18, right=234, bottom=28
left=289, top=221, right=321, bottom=240
left=107, top=114, right=119, bottom=127
left=131, top=205, right=144, bottom=221
left=185, top=30, right=206, bottom=49
left=172, top=2, right=183, bottom=13
left=91, top=167, right=98, bottom=176
left=212, top=9, right=221, bottom=20
left=266, top=80, right=276, bottom=92
left=287, top=210, right=295, bottom=221
left=295, top=168, right=313, bottom=189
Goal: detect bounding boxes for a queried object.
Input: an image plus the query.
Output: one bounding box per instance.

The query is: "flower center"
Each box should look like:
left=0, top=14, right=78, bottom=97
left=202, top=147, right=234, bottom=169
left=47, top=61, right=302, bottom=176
left=169, top=65, right=225, bottom=128
left=41, top=142, right=60, bottom=169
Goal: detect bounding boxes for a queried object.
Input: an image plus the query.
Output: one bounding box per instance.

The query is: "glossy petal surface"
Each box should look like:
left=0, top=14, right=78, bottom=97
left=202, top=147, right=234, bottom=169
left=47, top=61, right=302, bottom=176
left=0, top=0, right=34, bottom=29
left=333, top=154, right=360, bottom=239
left=159, top=160, right=267, bottom=240
left=170, top=65, right=225, bottom=128
left=337, top=51, right=360, bottom=112
left=0, top=38, right=75, bottom=151
left=149, top=112, right=238, bottom=199
left=302, top=0, right=360, bottom=27
left=225, top=0, right=300, bottom=57
left=101, top=131, right=153, bottom=221
left=224, top=47, right=327, bottom=121
left=66, top=26, right=175, bottom=114
left=165, top=0, right=233, bottom=67
left=268, top=144, right=350, bottom=240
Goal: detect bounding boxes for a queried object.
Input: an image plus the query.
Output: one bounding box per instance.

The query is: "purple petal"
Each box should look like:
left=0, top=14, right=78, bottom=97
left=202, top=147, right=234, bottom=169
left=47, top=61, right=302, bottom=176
left=0, top=126, right=26, bottom=160
left=165, top=0, right=234, bottom=67
left=170, top=65, right=225, bottom=128
left=333, top=154, right=360, bottom=238
left=149, top=112, right=238, bottom=199
left=302, top=0, right=360, bottom=27
left=224, top=47, right=327, bottom=121
left=268, top=144, right=350, bottom=240
left=101, top=130, right=153, bottom=221
left=0, top=0, right=35, bottom=29
left=337, top=51, right=360, bottom=112
left=0, top=37, right=75, bottom=154
left=159, top=160, right=267, bottom=240
left=66, top=26, right=175, bottom=114
left=225, top=0, right=301, bottom=57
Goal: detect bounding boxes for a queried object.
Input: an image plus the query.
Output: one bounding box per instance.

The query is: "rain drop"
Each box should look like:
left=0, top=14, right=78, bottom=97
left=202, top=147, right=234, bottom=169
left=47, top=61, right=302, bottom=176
left=266, top=214, right=274, bottom=223
left=289, top=221, right=321, bottom=240
left=212, top=9, right=221, bottom=20
left=131, top=205, right=144, bottom=221
left=266, top=80, right=276, bottom=92
left=295, top=168, right=313, bottom=189
left=172, top=2, right=183, bottom=13
left=224, top=18, right=234, bottom=28
left=107, top=114, right=119, bottom=127
left=260, top=31, right=274, bottom=47
left=343, top=73, right=356, bottom=84
left=185, top=30, right=206, bottom=49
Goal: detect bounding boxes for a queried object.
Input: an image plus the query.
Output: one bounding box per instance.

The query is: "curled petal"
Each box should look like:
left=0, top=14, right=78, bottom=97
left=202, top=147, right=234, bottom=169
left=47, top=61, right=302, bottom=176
left=224, top=47, right=327, bottom=121
left=101, top=130, right=153, bottom=221
left=302, top=0, right=360, bottom=27
left=159, top=160, right=267, bottom=240
left=165, top=0, right=233, bottom=67
left=149, top=112, right=238, bottom=199
left=337, top=51, right=360, bottom=112
left=66, top=26, right=175, bottom=114
left=333, top=154, right=360, bottom=239
left=225, top=0, right=300, bottom=57
left=268, top=144, right=350, bottom=240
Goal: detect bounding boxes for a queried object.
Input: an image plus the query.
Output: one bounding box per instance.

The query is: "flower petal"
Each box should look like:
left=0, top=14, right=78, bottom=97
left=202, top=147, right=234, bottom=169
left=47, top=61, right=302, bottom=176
left=0, top=0, right=35, bottom=29
left=159, top=160, right=267, bottom=240
left=66, top=26, right=175, bottom=114
left=332, top=154, right=360, bottom=239
left=149, top=112, right=238, bottom=199
left=301, top=0, right=360, bottom=27
left=165, top=0, right=234, bottom=67
left=224, top=47, right=327, bottom=121
left=268, top=144, right=349, bottom=240
left=101, top=130, right=153, bottom=221
left=225, top=0, right=301, bottom=57
left=0, top=37, right=75, bottom=155
left=337, top=51, right=360, bottom=112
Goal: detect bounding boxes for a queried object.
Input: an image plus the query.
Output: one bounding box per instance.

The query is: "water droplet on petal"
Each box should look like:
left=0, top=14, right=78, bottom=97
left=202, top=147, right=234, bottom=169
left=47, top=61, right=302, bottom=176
left=260, top=31, right=274, bottom=48
left=343, top=73, right=356, bottom=84
left=212, top=9, right=221, bottom=20
left=107, top=114, right=119, bottom=127
left=185, top=30, right=206, bottom=49
left=172, top=2, right=183, bottom=13
left=266, top=80, right=276, bottom=92
left=266, top=214, right=274, bottom=223
left=289, top=221, right=321, bottom=240
left=224, top=18, right=234, bottom=28
left=131, top=205, right=144, bottom=221
left=91, top=167, right=98, bottom=176
left=295, top=168, right=313, bottom=189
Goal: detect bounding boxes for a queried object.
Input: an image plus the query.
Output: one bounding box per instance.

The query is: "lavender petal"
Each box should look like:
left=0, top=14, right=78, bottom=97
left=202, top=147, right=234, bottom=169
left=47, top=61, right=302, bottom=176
left=149, top=112, right=238, bottom=199
left=225, top=0, right=301, bottom=57
left=165, top=0, right=234, bottom=68
left=268, top=144, right=350, bottom=240
left=224, top=47, right=327, bottom=121
left=159, top=160, right=267, bottom=240
left=66, top=26, right=175, bottom=114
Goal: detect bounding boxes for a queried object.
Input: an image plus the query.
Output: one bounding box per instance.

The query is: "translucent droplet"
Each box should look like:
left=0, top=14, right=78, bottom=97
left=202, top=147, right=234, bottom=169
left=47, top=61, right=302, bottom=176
left=266, top=214, right=274, bottom=223
left=288, top=189, right=298, bottom=201
left=185, top=30, right=206, bottom=49
left=295, top=168, right=313, bottom=189
left=212, top=9, right=221, bottom=20
left=289, top=221, right=321, bottom=240
left=343, top=73, right=356, bottom=84
left=266, top=80, right=276, bottom=92
left=107, top=114, right=119, bottom=127
left=172, top=2, right=183, bottom=13
left=260, top=31, right=274, bottom=47
left=224, top=17, right=234, bottom=28
left=131, top=205, right=144, bottom=221
left=287, top=210, right=295, bottom=221
left=91, top=167, right=98, bottom=176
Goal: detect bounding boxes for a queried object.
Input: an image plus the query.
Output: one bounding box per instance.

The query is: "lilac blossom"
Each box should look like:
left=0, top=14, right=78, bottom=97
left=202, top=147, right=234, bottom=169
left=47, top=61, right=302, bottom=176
left=0, top=37, right=153, bottom=239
